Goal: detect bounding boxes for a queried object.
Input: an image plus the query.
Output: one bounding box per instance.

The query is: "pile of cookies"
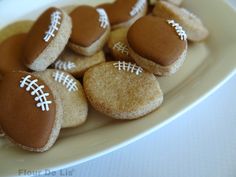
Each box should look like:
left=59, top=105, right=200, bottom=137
left=0, top=0, right=208, bottom=152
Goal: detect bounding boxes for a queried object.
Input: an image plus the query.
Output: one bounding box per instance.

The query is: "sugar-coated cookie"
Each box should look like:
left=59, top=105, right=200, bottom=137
left=127, top=16, right=188, bottom=76
left=0, top=33, right=29, bottom=75
left=98, top=0, right=148, bottom=29
left=0, top=71, right=63, bottom=152
left=107, top=28, right=134, bottom=62
left=51, top=48, right=105, bottom=78
left=84, top=61, right=163, bottom=119
left=34, top=69, right=88, bottom=128
left=149, top=0, right=183, bottom=6
left=24, top=7, right=72, bottom=71
left=153, top=1, right=209, bottom=42
left=0, top=20, right=33, bottom=43
left=68, top=6, right=110, bottom=56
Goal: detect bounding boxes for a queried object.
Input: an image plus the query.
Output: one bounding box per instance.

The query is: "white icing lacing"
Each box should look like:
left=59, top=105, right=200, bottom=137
left=96, top=8, right=109, bottom=29
left=53, top=60, right=76, bottom=71
left=52, top=71, right=78, bottom=92
left=113, top=61, right=143, bottom=75
left=130, top=0, right=146, bottom=17
left=43, top=11, right=62, bottom=42
left=167, top=20, right=187, bottom=41
left=20, top=75, right=52, bottom=111
left=113, top=42, right=129, bottom=56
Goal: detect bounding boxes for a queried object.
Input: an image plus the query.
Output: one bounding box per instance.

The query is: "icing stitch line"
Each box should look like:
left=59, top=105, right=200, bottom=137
left=52, top=71, right=78, bottom=92
left=113, top=42, right=129, bottom=56
left=53, top=60, right=76, bottom=71
left=44, top=10, right=62, bottom=42
left=130, top=0, right=146, bottom=17
left=113, top=61, right=143, bottom=75
left=20, top=75, right=52, bottom=111
left=167, top=20, right=187, bottom=41
left=96, top=8, right=109, bottom=29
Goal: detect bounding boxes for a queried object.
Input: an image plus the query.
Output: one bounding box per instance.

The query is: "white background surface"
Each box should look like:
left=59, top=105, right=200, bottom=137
left=0, top=0, right=235, bottom=177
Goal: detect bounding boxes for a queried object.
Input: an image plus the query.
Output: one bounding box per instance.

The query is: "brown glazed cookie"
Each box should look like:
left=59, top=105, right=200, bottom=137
left=0, top=33, right=29, bottom=76
left=148, top=0, right=183, bottom=6
left=0, top=20, right=33, bottom=43
left=51, top=48, right=105, bottom=78
left=127, top=16, right=188, bottom=76
left=107, top=28, right=134, bottom=62
left=34, top=69, right=88, bottom=128
left=24, top=7, right=72, bottom=71
left=68, top=6, right=110, bottom=56
left=152, top=1, right=209, bottom=42
left=0, top=71, right=63, bottom=152
left=84, top=61, right=163, bottom=119
left=98, top=0, right=148, bottom=29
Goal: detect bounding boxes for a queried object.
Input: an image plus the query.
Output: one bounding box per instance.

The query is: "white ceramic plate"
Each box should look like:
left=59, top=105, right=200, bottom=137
left=0, top=0, right=236, bottom=176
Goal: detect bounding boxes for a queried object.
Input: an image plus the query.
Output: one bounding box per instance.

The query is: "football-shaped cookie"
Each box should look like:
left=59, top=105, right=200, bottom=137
left=107, top=27, right=134, bottom=62
left=51, top=48, right=105, bottom=78
left=0, top=71, right=63, bottom=152
left=68, top=5, right=110, bottom=56
left=98, top=0, right=148, bottom=29
left=84, top=61, right=163, bottom=119
left=34, top=69, right=88, bottom=128
left=127, top=16, right=188, bottom=76
left=24, top=7, right=72, bottom=71
left=152, top=1, right=209, bottom=42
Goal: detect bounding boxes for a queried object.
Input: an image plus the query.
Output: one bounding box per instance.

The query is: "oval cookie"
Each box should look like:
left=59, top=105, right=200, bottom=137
left=69, top=5, right=110, bottom=56
left=84, top=61, right=163, bottom=119
left=152, top=1, right=209, bottom=42
left=0, top=71, right=63, bottom=152
left=24, top=7, right=72, bottom=71
left=107, top=28, right=134, bottom=62
left=34, top=69, right=88, bottom=128
left=98, top=0, right=148, bottom=29
left=51, top=48, right=105, bottom=78
left=127, top=16, right=188, bottom=76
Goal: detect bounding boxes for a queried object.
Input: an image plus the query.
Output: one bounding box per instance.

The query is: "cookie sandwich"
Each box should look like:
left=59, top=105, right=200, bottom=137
left=68, top=6, right=110, bottom=56
left=24, top=7, right=72, bottom=71
left=127, top=16, right=188, bottom=76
